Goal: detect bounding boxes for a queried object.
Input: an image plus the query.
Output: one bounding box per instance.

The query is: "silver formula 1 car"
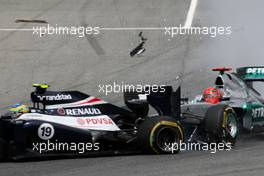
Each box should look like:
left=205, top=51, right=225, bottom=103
left=180, top=66, right=264, bottom=144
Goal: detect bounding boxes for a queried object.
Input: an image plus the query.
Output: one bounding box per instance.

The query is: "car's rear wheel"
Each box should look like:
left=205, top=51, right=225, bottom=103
left=204, top=105, right=238, bottom=145
left=137, top=116, right=184, bottom=154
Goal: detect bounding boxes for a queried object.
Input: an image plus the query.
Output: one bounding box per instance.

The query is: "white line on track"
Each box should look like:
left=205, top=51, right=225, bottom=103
left=99, top=27, right=165, bottom=30
left=184, top=0, right=198, bottom=28
left=0, top=1, right=198, bottom=32
left=0, top=27, right=166, bottom=32
left=0, top=29, right=33, bottom=31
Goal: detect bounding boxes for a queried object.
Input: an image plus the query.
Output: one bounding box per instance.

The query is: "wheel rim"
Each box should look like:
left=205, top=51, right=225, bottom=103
left=155, top=126, right=179, bottom=152
left=226, top=113, right=238, bottom=138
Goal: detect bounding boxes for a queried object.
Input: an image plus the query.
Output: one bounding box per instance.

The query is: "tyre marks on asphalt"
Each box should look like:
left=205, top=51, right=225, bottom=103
left=84, top=32, right=106, bottom=56
left=80, top=0, right=105, bottom=56
left=0, top=0, right=65, bottom=44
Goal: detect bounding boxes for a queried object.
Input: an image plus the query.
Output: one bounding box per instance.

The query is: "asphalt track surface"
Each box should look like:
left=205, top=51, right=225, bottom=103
left=1, top=0, right=264, bottom=176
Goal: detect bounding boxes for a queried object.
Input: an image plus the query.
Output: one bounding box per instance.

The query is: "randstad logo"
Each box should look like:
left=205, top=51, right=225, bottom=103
left=37, top=94, right=72, bottom=101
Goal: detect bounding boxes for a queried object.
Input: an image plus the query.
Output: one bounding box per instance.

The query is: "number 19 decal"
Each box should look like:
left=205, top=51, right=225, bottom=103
left=38, top=123, right=55, bottom=140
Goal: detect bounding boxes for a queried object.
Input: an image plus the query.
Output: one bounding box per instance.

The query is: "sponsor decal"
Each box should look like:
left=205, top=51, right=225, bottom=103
left=77, top=117, right=114, bottom=126
left=65, top=107, right=101, bottom=116
left=57, top=108, right=66, bottom=115
left=77, top=118, right=85, bottom=126
left=18, top=113, right=120, bottom=131
left=252, top=107, right=264, bottom=118
left=38, top=123, right=55, bottom=140
left=246, top=68, right=264, bottom=75
left=37, top=94, right=72, bottom=101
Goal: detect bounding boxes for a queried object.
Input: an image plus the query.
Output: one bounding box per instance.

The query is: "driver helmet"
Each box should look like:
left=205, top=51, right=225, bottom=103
left=203, top=87, right=222, bottom=104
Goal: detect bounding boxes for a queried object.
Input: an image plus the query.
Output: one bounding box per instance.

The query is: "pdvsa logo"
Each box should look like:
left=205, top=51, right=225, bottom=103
left=76, top=117, right=114, bottom=126
left=77, top=118, right=86, bottom=126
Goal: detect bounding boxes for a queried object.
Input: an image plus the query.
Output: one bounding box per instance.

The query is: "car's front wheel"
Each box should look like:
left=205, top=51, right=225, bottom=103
left=204, top=105, right=238, bottom=145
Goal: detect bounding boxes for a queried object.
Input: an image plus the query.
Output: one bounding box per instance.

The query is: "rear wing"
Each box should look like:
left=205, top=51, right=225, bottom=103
left=123, top=86, right=181, bottom=119
left=237, top=67, right=264, bottom=81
